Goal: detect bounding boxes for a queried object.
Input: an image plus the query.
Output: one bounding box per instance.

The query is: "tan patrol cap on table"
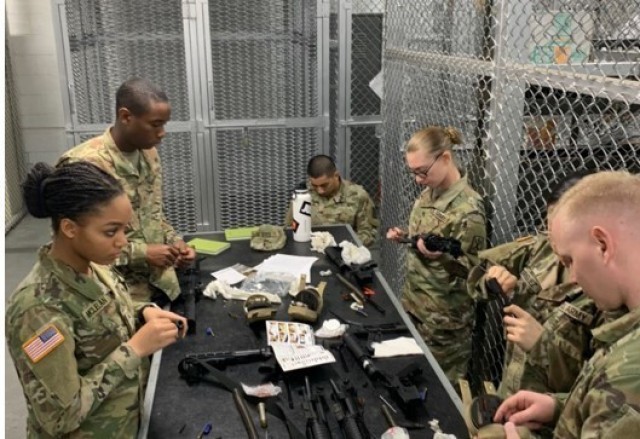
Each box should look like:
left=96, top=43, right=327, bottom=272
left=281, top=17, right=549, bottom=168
left=250, top=225, right=287, bottom=251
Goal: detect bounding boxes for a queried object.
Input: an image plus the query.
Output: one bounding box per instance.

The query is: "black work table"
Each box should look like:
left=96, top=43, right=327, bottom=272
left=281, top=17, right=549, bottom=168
left=140, top=225, right=468, bottom=439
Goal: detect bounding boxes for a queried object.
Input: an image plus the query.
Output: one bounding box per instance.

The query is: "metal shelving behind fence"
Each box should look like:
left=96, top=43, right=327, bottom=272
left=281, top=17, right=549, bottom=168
left=379, top=0, right=640, bottom=391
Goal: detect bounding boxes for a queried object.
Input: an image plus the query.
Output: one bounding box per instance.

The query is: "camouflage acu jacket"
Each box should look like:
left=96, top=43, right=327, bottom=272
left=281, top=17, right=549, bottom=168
left=467, top=233, right=585, bottom=397
left=468, top=233, right=581, bottom=324
left=552, top=305, right=640, bottom=438
left=500, top=292, right=601, bottom=398
left=401, top=175, right=486, bottom=382
left=58, top=128, right=181, bottom=302
left=5, top=246, right=149, bottom=438
left=285, top=179, right=378, bottom=247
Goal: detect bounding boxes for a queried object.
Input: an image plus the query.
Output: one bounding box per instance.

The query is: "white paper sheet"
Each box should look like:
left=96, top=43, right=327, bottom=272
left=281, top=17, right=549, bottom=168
left=257, top=254, right=318, bottom=281
left=211, top=267, right=246, bottom=285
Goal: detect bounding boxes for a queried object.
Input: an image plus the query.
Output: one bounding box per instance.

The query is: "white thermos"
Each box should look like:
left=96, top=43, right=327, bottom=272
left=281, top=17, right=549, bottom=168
left=291, top=187, right=312, bottom=242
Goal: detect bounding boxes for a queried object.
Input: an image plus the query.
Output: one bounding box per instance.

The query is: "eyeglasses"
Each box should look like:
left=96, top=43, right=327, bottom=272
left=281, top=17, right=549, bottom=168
left=407, top=152, right=443, bottom=178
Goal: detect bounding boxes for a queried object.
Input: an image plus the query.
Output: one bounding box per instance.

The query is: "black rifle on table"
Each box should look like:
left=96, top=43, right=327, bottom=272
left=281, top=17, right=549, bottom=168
left=328, top=378, right=371, bottom=439
left=177, top=259, right=204, bottom=335
left=178, top=347, right=273, bottom=383
left=323, top=311, right=409, bottom=374
left=328, top=310, right=407, bottom=340
left=324, top=246, right=385, bottom=315
left=341, top=331, right=426, bottom=423
left=178, top=347, right=306, bottom=439
left=302, top=376, right=332, bottom=439
left=325, top=246, right=377, bottom=288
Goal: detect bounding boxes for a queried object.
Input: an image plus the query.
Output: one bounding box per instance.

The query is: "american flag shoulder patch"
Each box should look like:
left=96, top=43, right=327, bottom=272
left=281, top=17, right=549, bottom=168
left=22, top=325, right=65, bottom=364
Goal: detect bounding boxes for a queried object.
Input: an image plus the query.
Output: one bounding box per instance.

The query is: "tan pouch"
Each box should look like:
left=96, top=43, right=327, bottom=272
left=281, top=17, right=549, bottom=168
left=288, top=281, right=326, bottom=323
left=244, top=294, right=278, bottom=324
left=459, top=379, right=531, bottom=439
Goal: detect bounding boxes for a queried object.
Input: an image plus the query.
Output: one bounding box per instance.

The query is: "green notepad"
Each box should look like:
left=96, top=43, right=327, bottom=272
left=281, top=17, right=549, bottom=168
left=187, top=238, right=230, bottom=256
left=224, top=226, right=259, bottom=241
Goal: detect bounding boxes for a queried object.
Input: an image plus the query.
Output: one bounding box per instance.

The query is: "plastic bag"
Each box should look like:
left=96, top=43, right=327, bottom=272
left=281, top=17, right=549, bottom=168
left=240, top=272, right=297, bottom=298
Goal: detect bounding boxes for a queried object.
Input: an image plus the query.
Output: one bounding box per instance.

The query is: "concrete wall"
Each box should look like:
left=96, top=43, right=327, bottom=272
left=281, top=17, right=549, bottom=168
left=6, top=0, right=67, bottom=166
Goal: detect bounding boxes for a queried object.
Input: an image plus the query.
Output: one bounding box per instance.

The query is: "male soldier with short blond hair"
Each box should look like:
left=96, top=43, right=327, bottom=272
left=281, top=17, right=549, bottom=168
left=58, top=77, right=196, bottom=305
left=285, top=155, right=378, bottom=247
left=495, top=171, right=640, bottom=439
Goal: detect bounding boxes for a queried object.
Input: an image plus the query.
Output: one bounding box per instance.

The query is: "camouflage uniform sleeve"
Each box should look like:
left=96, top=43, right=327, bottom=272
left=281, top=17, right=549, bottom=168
left=114, top=242, right=148, bottom=269
left=57, top=152, right=111, bottom=174
left=443, top=210, right=487, bottom=278
left=160, top=213, right=181, bottom=246
left=467, top=263, right=492, bottom=301
left=524, top=324, right=587, bottom=394
left=467, top=237, right=537, bottom=301
left=556, top=378, right=640, bottom=437
left=480, top=238, right=537, bottom=276
left=7, top=305, right=141, bottom=436
left=552, top=393, right=568, bottom=423
left=354, top=191, right=378, bottom=247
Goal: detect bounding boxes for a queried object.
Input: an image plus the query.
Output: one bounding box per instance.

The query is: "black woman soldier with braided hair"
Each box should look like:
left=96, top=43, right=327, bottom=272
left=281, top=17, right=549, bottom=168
left=6, top=161, right=187, bottom=438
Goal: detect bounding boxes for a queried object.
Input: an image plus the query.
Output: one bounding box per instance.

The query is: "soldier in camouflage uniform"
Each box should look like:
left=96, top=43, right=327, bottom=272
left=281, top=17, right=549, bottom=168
left=468, top=233, right=586, bottom=396
left=495, top=171, right=640, bottom=439
left=468, top=233, right=579, bottom=325
left=57, top=77, right=196, bottom=304
left=468, top=172, right=598, bottom=398
left=285, top=155, right=378, bottom=247
left=6, top=162, right=186, bottom=437
left=387, top=126, right=486, bottom=384
left=516, top=295, right=626, bottom=397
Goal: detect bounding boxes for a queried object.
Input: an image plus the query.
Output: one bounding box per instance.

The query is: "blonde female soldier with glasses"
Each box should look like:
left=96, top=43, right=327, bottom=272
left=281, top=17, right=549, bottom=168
left=387, top=126, right=486, bottom=387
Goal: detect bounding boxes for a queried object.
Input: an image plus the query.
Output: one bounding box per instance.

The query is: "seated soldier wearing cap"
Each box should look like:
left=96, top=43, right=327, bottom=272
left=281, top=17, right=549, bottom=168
left=285, top=155, right=378, bottom=247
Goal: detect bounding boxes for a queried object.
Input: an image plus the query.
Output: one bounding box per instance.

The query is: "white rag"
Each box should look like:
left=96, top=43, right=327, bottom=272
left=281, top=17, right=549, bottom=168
left=339, top=240, right=371, bottom=265
left=310, top=232, right=337, bottom=253
left=371, top=337, right=423, bottom=358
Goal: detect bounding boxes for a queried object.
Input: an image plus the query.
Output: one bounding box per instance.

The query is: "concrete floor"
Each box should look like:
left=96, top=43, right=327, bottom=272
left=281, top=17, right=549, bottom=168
left=5, top=215, right=51, bottom=439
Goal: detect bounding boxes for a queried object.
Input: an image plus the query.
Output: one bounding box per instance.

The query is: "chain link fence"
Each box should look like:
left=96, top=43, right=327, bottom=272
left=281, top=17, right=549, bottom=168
left=331, top=0, right=384, bottom=210
left=66, top=0, right=190, bottom=124
left=210, top=0, right=320, bottom=229
left=63, top=0, right=197, bottom=232
left=61, top=0, right=321, bottom=231
left=379, top=0, right=639, bottom=393
left=5, top=35, right=28, bottom=233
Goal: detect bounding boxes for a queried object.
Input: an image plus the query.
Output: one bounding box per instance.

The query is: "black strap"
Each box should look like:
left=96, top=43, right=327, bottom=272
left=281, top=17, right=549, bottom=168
left=181, top=358, right=305, bottom=439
